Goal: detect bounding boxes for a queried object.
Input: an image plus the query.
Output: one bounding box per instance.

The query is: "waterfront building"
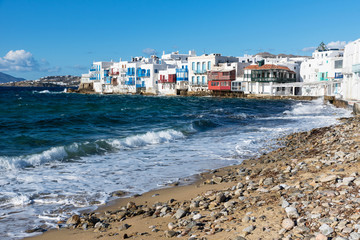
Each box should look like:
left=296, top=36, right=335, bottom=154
left=299, top=43, right=344, bottom=97
left=241, top=61, right=297, bottom=95
left=158, top=67, right=177, bottom=95
left=188, top=54, right=238, bottom=92
left=79, top=61, right=115, bottom=93
left=342, top=38, right=360, bottom=101
left=208, top=62, right=249, bottom=92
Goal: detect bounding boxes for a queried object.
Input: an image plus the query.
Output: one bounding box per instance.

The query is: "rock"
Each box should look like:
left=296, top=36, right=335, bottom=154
left=319, top=224, right=333, bottom=236
left=126, top=201, right=136, bottom=209
left=320, top=175, right=337, bottom=183
left=282, top=200, right=290, bottom=208
left=216, top=193, right=226, bottom=203
left=173, top=209, right=186, bottom=219
left=119, top=223, right=131, bottom=231
left=285, top=207, right=299, bottom=219
left=342, top=177, right=355, bottom=185
left=281, top=218, right=294, bottom=230
left=263, top=177, right=274, bottom=186
left=66, top=215, right=80, bottom=225
left=316, top=233, right=328, bottom=240
left=293, top=226, right=310, bottom=234
left=111, top=190, right=127, bottom=197
left=242, top=216, right=250, bottom=223
left=168, top=222, right=175, bottom=230
left=335, top=237, right=348, bottom=240
left=192, top=213, right=202, bottom=220
left=242, top=225, right=255, bottom=235
left=224, top=201, right=235, bottom=208
left=233, top=237, right=247, bottom=240
left=164, top=230, right=177, bottom=238
left=213, top=177, right=223, bottom=184
left=350, top=232, right=360, bottom=240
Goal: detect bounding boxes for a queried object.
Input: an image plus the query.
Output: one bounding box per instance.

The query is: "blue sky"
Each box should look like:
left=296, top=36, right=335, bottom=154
left=0, top=0, right=359, bottom=80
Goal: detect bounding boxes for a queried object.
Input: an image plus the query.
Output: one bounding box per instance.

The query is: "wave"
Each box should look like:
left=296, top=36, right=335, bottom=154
left=0, top=129, right=185, bottom=170
left=191, top=119, right=220, bottom=131
left=283, top=98, right=326, bottom=116
left=32, top=89, right=67, bottom=94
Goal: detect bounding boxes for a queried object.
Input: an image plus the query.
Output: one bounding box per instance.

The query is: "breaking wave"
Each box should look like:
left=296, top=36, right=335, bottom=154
left=0, top=129, right=185, bottom=170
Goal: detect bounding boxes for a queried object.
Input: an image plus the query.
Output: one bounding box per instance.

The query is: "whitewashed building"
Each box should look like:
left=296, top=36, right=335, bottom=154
left=299, top=43, right=344, bottom=97
left=342, top=39, right=360, bottom=101
left=188, top=54, right=238, bottom=92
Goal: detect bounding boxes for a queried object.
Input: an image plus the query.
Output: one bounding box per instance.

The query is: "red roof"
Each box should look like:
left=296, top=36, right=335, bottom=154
left=244, top=64, right=294, bottom=72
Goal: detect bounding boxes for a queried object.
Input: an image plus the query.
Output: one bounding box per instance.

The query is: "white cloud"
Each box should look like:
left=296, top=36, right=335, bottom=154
left=302, top=40, right=348, bottom=53
left=301, top=46, right=317, bottom=52
left=327, top=41, right=347, bottom=49
left=0, top=50, right=60, bottom=73
left=142, top=48, right=157, bottom=56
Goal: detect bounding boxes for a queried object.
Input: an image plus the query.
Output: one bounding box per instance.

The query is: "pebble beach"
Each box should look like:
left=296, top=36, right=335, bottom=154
left=28, top=115, right=360, bottom=240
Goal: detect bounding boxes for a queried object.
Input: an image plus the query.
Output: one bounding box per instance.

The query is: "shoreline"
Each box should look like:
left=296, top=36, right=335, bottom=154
left=27, top=115, right=360, bottom=240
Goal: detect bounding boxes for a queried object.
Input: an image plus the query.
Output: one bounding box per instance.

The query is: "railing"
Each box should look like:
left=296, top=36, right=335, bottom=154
left=90, top=77, right=97, bottom=80
left=110, top=71, right=119, bottom=75
left=136, top=83, right=146, bottom=88
left=208, top=76, right=234, bottom=81
left=193, top=69, right=207, bottom=74
left=335, top=73, right=343, bottom=79
left=176, top=78, right=188, bottom=81
left=125, top=80, right=135, bottom=85
left=251, top=77, right=296, bottom=83
left=353, top=63, right=360, bottom=73
left=90, top=67, right=97, bottom=72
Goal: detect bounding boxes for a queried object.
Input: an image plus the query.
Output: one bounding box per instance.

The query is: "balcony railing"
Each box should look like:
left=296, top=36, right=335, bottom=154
left=193, top=69, right=207, bottom=74
left=251, top=77, right=296, bottom=83
left=335, top=73, right=343, bottom=79
left=89, top=77, right=97, bottom=80
left=353, top=63, right=360, bottom=73
left=208, top=76, right=234, bottom=81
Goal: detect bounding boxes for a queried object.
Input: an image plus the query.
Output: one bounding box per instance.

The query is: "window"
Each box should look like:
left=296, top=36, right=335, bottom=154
left=208, top=61, right=211, bottom=70
left=192, top=62, right=195, bottom=70
left=192, top=76, right=195, bottom=84
left=154, top=69, right=158, bottom=73
left=202, top=76, right=205, bottom=85
left=197, top=76, right=200, bottom=84
left=202, top=62, right=206, bottom=71
left=197, top=62, right=200, bottom=71
left=334, top=60, right=343, bottom=69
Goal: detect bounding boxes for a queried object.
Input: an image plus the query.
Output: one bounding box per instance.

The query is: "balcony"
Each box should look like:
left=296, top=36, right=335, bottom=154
left=353, top=63, right=360, bottom=73
left=208, top=75, right=234, bottom=81
left=251, top=77, right=296, bottom=83
left=193, top=69, right=207, bottom=75
left=109, top=70, right=119, bottom=75
left=90, top=77, right=97, bottom=80
left=335, top=73, right=343, bottom=79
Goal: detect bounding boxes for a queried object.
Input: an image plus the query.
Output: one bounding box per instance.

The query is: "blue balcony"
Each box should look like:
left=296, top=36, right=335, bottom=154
left=125, top=80, right=135, bottom=85
left=90, top=77, right=96, bottom=80
left=176, top=68, right=189, bottom=81
left=127, top=67, right=135, bottom=76
left=335, top=72, right=343, bottom=79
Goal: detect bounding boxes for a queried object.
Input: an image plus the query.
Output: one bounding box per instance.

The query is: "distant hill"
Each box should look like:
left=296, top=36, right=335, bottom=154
left=0, top=72, right=26, bottom=83
left=0, top=75, right=80, bottom=87
left=255, top=52, right=310, bottom=58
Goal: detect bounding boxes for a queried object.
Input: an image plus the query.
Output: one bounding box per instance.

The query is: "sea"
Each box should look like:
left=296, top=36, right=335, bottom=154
left=0, top=87, right=352, bottom=239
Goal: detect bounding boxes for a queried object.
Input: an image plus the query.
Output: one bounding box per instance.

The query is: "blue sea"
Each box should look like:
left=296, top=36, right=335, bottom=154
left=0, top=87, right=351, bottom=239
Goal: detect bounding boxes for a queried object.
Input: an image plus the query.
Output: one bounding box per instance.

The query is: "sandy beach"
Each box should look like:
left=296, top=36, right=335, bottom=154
left=27, top=115, right=360, bottom=240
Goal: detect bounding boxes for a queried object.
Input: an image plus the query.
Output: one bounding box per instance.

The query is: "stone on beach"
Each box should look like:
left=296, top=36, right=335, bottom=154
left=66, top=215, right=80, bottom=225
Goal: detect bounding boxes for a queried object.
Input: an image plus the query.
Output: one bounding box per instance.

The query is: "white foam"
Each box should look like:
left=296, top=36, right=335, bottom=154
left=110, top=129, right=184, bottom=149
left=10, top=195, right=33, bottom=206
left=0, top=146, right=68, bottom=170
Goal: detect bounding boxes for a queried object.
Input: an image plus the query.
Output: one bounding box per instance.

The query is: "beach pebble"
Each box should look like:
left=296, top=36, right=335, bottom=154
left=164, top=230, right=177, bottom=238
left=192, top=213, right=202, bottom=220
left=319, top=223, right=333, bottom=236
left=168, top=222, right=175, bottom=230
left=285, top=207, right=299, bottom=219
left=119, top=223, right=131, bottom=231
left=316, top=233, right=328, bottom=240
left=66, top=214, right=80, bottom=225
left=173, top=209, right=186, bottom=219
left=242, top=225, right=255, bottom=235
left=281, top=218, right=294, bottom=230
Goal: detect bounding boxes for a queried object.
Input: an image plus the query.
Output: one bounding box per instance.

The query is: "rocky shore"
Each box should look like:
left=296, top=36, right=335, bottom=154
left=29, top=116, right=360, bottom=240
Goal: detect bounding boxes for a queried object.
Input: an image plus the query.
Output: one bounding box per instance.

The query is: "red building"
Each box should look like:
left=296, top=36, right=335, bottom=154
left=159, top=74, right=176, bottom=83
left=208, top=69, right=236, bottom=91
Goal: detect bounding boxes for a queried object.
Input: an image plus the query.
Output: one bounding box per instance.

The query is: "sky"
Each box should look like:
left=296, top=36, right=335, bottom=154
left=0, top=0, right=359, bottom=80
